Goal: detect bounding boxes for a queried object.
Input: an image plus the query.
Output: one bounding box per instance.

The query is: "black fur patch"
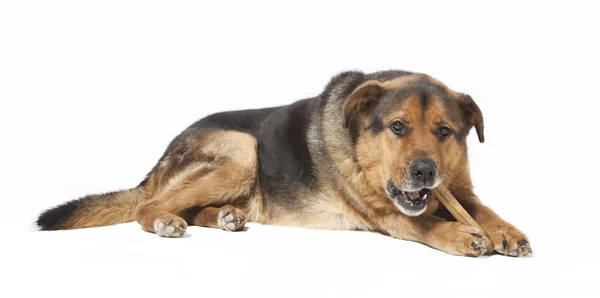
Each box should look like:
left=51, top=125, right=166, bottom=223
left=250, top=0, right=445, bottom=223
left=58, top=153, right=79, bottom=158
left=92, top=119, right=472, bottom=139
left=257, top=99, right=317, bottom=206
left=455, top=127, right=467, bottom=144
left=194, top=107, right=278, bottom=136
left=348, top=119, right=361, bottom=144
left=420, top=94, right=429, bottom=112
left=37, top=199, right=83, bottom=230
left=366, top=70, right=413, bottom=82
left=370, top=116, right=385, bottom=134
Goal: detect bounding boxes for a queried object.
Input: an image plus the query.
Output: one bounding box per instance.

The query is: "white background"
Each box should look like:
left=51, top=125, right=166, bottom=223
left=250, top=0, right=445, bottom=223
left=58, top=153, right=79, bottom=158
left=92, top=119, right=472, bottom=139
left=1, top=1, right=599, bottom=297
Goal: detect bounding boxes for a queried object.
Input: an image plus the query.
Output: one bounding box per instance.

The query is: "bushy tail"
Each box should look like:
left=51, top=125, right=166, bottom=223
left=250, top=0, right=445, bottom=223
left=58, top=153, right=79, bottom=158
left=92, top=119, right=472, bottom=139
left=36, top=188, right=146, bottom=231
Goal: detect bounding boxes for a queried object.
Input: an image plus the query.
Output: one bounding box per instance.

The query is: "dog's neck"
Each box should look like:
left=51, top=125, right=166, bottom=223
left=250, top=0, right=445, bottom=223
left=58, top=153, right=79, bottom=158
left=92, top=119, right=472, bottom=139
left=308, top=85, right=388, bottom=221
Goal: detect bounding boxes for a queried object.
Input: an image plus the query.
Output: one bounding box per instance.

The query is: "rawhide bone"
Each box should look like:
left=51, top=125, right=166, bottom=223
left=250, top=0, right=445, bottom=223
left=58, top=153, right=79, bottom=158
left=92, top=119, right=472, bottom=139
left=432, top=184, right=489, bottom=238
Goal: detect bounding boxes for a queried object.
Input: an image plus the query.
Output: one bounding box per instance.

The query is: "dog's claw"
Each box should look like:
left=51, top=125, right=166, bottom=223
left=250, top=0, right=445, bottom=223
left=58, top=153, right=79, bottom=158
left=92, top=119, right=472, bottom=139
left=488, top=223, right=532, bottom=257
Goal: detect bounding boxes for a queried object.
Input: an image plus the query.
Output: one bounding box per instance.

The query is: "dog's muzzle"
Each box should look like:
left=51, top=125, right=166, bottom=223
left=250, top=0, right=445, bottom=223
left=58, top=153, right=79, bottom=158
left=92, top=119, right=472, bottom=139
left=386, top=181, right=431, bottom=216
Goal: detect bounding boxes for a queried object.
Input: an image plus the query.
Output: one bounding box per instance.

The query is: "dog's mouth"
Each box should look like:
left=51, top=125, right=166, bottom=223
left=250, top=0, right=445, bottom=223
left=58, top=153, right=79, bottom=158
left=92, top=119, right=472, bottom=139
left=386, top=181, right=431, bottom=216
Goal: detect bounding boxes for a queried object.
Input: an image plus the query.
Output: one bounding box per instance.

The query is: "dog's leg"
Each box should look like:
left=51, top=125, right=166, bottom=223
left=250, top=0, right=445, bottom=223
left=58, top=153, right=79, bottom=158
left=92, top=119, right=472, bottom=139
left=134, top=131, right=257, bottom=237
left=381, top=214, right=491, bottom=257
left=457, top=198, right=532, bottom=257
left=189, top=205, right=246, bottom=232
left=433, top=169, right=532, bottom=256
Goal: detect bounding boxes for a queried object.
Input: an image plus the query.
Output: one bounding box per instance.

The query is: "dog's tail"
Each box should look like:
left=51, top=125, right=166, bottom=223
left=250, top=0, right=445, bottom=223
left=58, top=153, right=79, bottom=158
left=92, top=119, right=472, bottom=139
left=36, top=188, right=147, bottom=230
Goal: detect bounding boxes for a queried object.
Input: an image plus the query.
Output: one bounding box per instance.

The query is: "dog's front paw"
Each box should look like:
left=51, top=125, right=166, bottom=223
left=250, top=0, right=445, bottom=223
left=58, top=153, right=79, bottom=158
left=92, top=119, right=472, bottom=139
left=429, top=222, right=491, bottom=257
left=486, top=221, right=532, bottom=257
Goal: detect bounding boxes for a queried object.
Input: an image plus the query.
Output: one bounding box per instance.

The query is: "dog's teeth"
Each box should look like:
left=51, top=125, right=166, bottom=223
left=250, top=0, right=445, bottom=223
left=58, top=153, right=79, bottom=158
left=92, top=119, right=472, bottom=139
left=422, top=194, right=428, bottom=200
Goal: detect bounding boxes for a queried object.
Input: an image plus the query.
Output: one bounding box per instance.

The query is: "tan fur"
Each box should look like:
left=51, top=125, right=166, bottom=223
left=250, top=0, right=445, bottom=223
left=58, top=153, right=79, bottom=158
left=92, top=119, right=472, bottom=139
left=188, top=205, right=246, bottom=231
left=134, top=131, right=258, bottom=234
left=61, top=188, right=146, bottom=229
left=265, top=186, right=373, bottom=230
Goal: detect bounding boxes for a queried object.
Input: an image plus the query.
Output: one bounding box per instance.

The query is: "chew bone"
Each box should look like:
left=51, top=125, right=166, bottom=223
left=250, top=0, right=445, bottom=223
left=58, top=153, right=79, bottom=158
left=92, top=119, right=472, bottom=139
left=432, top=184, right=488, bottom=237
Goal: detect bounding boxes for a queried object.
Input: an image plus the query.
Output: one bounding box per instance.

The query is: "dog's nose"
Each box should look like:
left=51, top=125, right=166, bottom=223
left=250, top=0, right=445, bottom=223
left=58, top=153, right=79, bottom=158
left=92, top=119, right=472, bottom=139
left=410, top=158, right=437, bottom=185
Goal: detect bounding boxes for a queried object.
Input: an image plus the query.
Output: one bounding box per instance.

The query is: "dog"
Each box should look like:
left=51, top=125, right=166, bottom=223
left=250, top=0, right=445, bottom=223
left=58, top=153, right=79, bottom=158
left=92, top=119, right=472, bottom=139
left=37, top=70, right=532, bottom=257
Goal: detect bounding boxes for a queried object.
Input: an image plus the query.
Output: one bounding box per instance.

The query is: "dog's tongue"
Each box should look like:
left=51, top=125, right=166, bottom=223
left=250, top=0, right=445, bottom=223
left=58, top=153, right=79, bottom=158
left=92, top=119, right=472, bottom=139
left=405, top=191, right=421, bottom=200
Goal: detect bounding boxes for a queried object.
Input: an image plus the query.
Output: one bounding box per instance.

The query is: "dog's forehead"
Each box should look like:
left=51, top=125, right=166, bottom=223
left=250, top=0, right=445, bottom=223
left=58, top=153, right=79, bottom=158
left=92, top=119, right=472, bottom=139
left=374, top=76, right=462, bottom=123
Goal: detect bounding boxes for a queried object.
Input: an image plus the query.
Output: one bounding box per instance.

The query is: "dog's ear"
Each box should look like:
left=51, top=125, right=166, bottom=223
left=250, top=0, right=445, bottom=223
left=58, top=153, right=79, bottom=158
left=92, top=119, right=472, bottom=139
left=459, top=94, right=484, bottom=143
left=342, top=80, right=383, bottom=128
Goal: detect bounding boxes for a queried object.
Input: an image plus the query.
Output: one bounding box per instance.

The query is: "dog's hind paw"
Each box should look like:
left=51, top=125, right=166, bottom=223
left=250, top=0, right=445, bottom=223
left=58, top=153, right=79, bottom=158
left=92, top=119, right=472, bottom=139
left=217, top=207, right=246, bottom=232
left=154, top=217, right=187, bottom=238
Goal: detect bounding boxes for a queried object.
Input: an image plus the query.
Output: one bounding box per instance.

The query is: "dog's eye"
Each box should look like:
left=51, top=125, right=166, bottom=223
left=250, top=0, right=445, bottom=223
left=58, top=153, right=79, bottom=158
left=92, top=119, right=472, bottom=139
left=437, top=127, right=451, bottom=139
left=390, top=121, right=407, bottom=136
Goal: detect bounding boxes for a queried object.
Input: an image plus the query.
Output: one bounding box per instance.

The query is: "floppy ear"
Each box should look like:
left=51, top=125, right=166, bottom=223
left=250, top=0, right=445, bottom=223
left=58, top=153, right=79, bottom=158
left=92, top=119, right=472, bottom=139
left=342, top=80, right=383, bottom=128
left=459, top=94, right=485, bottom=143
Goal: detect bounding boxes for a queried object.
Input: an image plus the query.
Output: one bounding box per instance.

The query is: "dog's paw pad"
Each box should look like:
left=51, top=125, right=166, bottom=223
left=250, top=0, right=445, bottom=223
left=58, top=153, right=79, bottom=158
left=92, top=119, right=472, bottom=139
left=154, top=219, right=187, bottom=238
left=217, top=209, right=245, bottom=232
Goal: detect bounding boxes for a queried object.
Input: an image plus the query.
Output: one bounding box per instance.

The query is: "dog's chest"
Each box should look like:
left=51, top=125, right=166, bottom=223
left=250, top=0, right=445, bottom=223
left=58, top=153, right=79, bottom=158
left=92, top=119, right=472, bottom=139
left=301, top=194, right=373, bottom=230
left=264, top=188, right=373, bottom=231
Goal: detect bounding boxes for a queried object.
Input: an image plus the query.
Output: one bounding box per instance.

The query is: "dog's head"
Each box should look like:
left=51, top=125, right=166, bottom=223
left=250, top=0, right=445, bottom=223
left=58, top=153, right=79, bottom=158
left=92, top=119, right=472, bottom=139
left=343, top=74, right=484, bottom=216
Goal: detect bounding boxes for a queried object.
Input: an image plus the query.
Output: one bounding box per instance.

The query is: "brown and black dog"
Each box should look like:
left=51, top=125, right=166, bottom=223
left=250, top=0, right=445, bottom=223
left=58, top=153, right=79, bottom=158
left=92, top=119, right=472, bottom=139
left=37, top=70, right=531, bottom=257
